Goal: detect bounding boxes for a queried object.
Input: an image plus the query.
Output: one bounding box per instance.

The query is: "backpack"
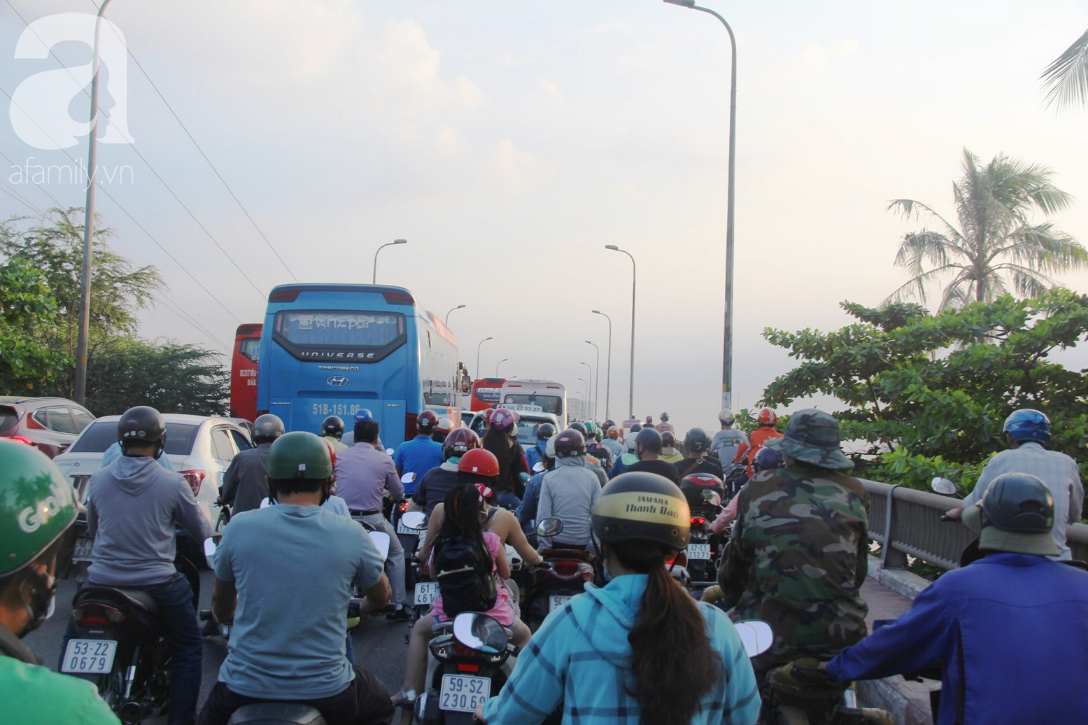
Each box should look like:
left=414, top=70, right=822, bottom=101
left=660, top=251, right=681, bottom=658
left=433, top=534, right=497, bottom=617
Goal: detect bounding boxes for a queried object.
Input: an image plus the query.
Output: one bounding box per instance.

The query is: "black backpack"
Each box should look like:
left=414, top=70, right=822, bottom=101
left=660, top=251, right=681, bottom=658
left=433, top=534, right=497, bottom=617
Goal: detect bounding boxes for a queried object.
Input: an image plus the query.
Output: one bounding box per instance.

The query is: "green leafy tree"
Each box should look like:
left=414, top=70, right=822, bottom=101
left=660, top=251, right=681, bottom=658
left=887, top=149, right=1085, bottom=311
left=84, top=339, right=229, bottom=417
left=0, top=208, right=162, bottom=397
left=760, top=290, right=1088, bottom=490
left=0, top=257, right=71, bottom=394
left=1042, top=29, right=1088, bottom=111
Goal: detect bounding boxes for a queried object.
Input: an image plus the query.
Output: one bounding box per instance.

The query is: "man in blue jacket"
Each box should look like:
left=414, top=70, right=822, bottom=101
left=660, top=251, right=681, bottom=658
left=393, top=411, right=443, bottom=497
left=824, top=472, right=1088, bottom=725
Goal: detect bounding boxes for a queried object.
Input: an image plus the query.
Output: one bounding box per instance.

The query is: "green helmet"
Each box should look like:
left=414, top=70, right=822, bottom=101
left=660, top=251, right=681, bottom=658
left=266, top=431, right=334, bottom=480
left=0, top=439, right=78, bottom=577
left=584, top=421, right=597, bottom=437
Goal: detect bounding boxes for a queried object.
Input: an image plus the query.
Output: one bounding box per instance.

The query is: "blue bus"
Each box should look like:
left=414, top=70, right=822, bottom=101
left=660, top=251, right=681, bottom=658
left=255, top=284, right=462, bottom=449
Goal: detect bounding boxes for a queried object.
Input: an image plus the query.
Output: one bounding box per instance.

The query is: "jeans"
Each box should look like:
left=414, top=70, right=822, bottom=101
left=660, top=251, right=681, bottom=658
left=196, top=665, right=393, bottom=725
left=359, top=513, right=406, bottom=607
left=62, top=572, right=203, bottom=725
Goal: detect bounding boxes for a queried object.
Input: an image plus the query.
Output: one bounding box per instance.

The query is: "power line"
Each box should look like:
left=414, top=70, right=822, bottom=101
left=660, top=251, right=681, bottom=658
left=153, top=292, right=233, bottom=353
left=0, top=180, right=45, bottom=215
left=5, top=0, right=269, bottom=300
left=0, top=84, right=244, bottom=324
left=0, top=150, right=69, bottom=209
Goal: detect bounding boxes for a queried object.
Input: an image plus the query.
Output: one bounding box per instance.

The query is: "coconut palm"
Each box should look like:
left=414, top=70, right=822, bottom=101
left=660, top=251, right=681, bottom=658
left=1042, top=29, right=1088, bottom=111
left=886, top=149, right=1086, bottom=311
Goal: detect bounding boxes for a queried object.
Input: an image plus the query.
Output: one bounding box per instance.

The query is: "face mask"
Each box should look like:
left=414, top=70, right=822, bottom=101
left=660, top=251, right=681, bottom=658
left=19, top=567, right=57, bottom=636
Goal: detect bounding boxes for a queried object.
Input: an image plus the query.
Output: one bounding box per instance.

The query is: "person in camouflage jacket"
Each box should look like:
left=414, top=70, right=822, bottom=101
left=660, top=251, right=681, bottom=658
left=717, top=409, right=869, bottom=674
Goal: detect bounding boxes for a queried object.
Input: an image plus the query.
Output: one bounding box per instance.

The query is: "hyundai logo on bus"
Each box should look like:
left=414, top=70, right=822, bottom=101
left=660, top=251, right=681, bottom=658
left=326, top=376, right=350, bottom=387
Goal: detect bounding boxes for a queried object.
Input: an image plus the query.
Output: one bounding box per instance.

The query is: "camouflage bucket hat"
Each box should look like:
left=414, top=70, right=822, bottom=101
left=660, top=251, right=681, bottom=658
left=763, top=409, right=853, bottom=470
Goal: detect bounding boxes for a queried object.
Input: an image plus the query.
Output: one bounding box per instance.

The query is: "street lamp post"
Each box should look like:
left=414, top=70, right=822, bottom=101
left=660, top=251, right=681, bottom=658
left=372, top=238, right=407, bottom=284
left=579, top=362, right=594, bottom=421
left=74, top=0, right=114, bottom=405
left=444, top=304, right=466, bottom=326
left=576, top=377, right=589, bottom=421
left=663, top=0, right=737, bottom=411
left=475, top=337, right=493, bottom=379
left=495, top=358, right=509, bottom=377
left=605, top=245, right=636, bottom=418
left=591, top=310, right=612, bottom=421
left=584, top=341, right=600, bottom=422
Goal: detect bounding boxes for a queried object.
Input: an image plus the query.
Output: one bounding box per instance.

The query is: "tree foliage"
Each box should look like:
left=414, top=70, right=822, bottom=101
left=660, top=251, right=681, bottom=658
left=760, top=290, right=1088, bottom=490
left=0, top=257, right=71, bottom=394
left=887, top=149, right=1085, bottom=311
left=1042, top=29, right=1088, bottom=112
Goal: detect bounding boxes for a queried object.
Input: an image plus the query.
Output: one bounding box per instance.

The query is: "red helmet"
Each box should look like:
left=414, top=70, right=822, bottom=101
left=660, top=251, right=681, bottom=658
left=757, top=408, right=777, bottom=426
left=443, top=428, right=480, bottom=459
left=481, top=408, right=496, bottom=423
left=322, top=438, right=337, bottom=469
left=553, top=429, right=586, bottom=458
left=458, top=448, right=500, bottom=477
left=436, top=417, right=453, bottom=434
left=417, top=410, right=439, bottom=433
left=490, top=408, right=519, bottom=432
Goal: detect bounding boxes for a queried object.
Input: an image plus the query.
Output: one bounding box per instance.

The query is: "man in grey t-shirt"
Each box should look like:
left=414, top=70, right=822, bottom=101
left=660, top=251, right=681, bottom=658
left=710, top=408, right=748, bottom=465
left=198, top=432, right=393, bottom=725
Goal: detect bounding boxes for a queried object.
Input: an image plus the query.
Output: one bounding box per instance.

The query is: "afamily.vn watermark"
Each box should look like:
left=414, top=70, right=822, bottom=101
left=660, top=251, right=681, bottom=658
left=8, top=157, right=134, bottom=190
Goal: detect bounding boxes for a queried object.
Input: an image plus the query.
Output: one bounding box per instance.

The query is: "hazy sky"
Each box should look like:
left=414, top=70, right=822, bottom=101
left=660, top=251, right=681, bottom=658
left=3, top=0, right=1088, bottom=432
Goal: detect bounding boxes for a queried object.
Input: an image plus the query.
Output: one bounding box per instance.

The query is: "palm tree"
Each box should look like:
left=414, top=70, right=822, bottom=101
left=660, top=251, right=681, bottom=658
left=1042, top=30, right=1088, bottom=111
left=886, top=149, right=1085, bottom=311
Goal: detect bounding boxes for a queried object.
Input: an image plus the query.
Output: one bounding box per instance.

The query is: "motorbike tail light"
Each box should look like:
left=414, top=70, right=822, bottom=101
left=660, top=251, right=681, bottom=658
left=457, top=663, right=481, bottom=673
left=691, top=516, right=706, bottom=526
left=181, top=470, right=205, bottom=497
left=553, top=561, right=581, bottom=578
left=73, top=604, right=125, bottom=625
left=399, top=500, right=409, bottom=513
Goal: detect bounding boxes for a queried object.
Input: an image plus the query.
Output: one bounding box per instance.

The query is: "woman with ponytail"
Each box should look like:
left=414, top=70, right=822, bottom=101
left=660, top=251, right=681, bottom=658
left=476, top=471, right=760, bottom=725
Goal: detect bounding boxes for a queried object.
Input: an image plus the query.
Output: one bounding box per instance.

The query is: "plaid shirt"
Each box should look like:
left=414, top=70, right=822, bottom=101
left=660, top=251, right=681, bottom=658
left=482, top=574, right=760, bottom=725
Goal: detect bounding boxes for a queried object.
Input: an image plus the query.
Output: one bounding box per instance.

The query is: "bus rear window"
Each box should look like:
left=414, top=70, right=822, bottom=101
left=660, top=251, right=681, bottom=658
left=503, top=394, right=563, bottom=416
left=275, top=311, right=403, bottom=347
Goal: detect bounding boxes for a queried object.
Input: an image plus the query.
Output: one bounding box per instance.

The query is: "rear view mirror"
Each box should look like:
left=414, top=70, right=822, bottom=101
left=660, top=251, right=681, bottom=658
left=931, top=477, right=959, bottom=496
left=401, top=511, right=427, bottom=531
left=385, top=448, right=395, bottom=456
left=536, top=517, right=563, bottom=537
left=452, top=612, right=509, bottom=654
left=368, top=531, right=391, bottom=559
left=401, top=473, right=416, bottom=484
left=203, top=537, right=217, bottom=560
left=702, top=490, right=722, bottom=507
left=532, top=462, right=546, bottom=474
left=733, top=620, right=773, bottom=658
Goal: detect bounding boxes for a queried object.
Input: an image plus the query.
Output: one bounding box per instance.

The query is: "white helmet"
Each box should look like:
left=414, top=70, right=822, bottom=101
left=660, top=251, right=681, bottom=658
left=718, top=408, right=735, bottom=424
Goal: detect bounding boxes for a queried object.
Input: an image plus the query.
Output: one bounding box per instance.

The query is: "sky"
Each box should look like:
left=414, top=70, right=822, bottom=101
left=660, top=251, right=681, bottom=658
left=3, top=0, right=1088, bottom=432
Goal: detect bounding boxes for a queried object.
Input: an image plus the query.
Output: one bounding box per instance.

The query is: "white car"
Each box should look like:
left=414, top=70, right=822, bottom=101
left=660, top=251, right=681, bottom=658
left=468, top=409, right=561, bottom=451
left=53, top=413, right=254, bottom=529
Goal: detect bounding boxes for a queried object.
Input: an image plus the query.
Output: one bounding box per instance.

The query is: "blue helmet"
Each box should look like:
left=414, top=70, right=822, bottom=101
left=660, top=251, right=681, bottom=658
left=354, top=409, right=374, bottom=423
left=753, top=446, right=785, bottom=473
left=1002, top=409, right=1050, bottom=445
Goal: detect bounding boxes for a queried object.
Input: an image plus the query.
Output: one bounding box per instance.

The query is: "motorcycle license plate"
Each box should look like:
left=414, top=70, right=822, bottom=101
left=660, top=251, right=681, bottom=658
left=688, top=543, right=711, bottom=560
left=396, top=520, right=418, bottom=536
left=414, top=582, right=438, bottom=606
left=72, top=537, right=94, bottom=562
left=61, top=639, right=117, bottom=674
left=439, top=674, right=490, bottom=712
left=549, top=595, right=571, bottom=612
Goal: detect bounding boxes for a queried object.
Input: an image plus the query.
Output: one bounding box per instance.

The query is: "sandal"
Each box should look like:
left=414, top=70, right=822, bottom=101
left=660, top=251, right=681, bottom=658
left=391, top=688, right=417, bottom=709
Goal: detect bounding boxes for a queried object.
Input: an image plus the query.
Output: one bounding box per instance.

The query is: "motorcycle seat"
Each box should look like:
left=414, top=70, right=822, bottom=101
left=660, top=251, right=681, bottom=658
left=228, top=703, right=326, bottom=724
left=75, top=586, right=159, bottom=615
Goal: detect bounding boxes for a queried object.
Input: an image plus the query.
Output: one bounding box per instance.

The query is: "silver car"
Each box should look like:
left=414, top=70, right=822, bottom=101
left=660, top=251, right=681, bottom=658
left=53, top=413, right=254, bottom=530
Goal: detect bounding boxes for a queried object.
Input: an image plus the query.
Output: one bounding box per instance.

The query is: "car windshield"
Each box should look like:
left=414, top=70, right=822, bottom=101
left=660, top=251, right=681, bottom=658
left=69, top=420, right=201, bottom=456
left=516, top=418, right=554, bottom=448
left=0, top=406, right=17, bottom=435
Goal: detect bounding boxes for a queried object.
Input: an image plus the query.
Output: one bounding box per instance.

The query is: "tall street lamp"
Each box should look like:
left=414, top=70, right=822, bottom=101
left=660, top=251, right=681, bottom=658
left=372, top=238, right=407, bottom=284
left=475, top=337, right=493, bottom=379
left=444, top=304, right=466, bottom=326
left=663, top=0, right=738, bottom=411
left=579, top=362, right=594, bottom=421
left=592, top=310, right=612, bottom=421
left=495, top=358, right=509, bottom=377
left=576, top=377, right=589, bottom=421
left=605, top=245, right=636, bottom=418
left=584, top=341, right=600, bottom=422
left=74, top=0, right=114, bottom=405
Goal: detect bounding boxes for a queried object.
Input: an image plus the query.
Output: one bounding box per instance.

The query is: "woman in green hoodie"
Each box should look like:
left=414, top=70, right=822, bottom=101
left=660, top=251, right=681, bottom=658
left=477, top=471, right=760, bottom=725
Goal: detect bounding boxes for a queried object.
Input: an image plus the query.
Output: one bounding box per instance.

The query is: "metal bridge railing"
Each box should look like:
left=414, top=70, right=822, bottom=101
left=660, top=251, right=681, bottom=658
left=859, top=478, right=1088, bottom=571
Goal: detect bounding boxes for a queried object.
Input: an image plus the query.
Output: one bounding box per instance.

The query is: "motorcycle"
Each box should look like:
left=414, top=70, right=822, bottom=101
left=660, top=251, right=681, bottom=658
left=932, top=476, right=983, bottom=566
left=414, top=612, right=520, bottom=725
left=400, top=511, right=439, bottom=634
left=62, top=550, right=200, bottom=724
left=759, top=658, right=893, bottom=725
left=392, top=474, right=421, bottom=589
left=522, top=518, right=594, bottom=632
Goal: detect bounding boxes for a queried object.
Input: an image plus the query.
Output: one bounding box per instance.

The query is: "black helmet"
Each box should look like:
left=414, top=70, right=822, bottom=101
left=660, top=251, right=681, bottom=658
left=660, top=412, right=669, bottom=421
left=629, top=423, right=643, bottom=433
left=661, top=430, right=676, bottom=448
left=118, top=406, right=166, bottom=455
left=569, top=421, right=587, bottom=436
left=753, top=446, right=785, bottom=473
left=603, top=419, right=616, bottom=431
left=965, top=473, right=1060, bottom=557
left=592, top=472, right=690, bottom=551
left=321, top=415, right=344, bottom=438
left=554, top=429, right=586, bottom=458
left=253, top=413, right=286, bottom=443
left=634, top=427, right=663, bottom=454
left=683, top=427, right=711, bottom=453
left=536, top=423, right=557, bottom=441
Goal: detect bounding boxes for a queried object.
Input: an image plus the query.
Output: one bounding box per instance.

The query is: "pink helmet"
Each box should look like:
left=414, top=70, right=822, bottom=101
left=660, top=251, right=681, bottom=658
left=490, top=408, right=519, bottom=432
